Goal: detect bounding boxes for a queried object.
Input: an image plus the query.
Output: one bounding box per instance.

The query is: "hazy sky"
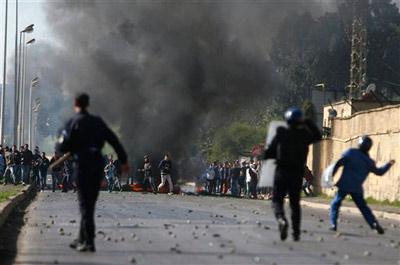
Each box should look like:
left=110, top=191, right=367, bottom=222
left=0, top=0, right=49, bottom=80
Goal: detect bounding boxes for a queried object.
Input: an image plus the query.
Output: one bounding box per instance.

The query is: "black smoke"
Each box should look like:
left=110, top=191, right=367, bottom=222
left=35, top=1, right=336, bottom=176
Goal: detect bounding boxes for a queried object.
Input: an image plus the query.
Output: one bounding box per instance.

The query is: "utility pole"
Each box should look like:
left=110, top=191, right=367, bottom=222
left=349, top=0, right=369, bottom=99
left=14, top=0, right=18, bottom=145
left=0, top=0, right=9, bottom=144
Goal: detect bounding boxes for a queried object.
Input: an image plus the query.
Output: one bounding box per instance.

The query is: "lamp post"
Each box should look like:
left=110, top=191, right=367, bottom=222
left=0, top=0, right=9, bottom=144
left=16, top=25, right=34, bottom=146
left=28, top=77, right=39, bottom=147
left=19, top=37, right=35, bottom=145
left=13, top=0, right=18, bottom=145
left=15, top=24, right=33, bottom=146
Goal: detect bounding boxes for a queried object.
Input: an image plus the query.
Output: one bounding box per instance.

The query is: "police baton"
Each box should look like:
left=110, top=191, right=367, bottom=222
left=49, top=152, right=72, bottom=171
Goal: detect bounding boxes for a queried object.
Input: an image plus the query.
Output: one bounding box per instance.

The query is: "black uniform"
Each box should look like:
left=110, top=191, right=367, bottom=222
left=264, top=119, right=321, bottom=237
left=56, top=110, right=127, bottom=246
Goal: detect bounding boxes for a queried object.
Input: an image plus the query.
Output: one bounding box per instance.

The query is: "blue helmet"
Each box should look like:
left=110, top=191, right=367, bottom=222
left=284, top=107, right=303, bottom=125
left=358, top=135, right=373, bottom=153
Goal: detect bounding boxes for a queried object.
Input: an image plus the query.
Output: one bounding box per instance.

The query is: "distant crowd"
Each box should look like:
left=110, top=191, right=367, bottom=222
left=202, top=160, right=314, bottom=199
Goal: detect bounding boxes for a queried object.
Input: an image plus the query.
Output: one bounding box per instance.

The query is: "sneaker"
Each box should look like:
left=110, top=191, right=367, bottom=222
left=372, top=222, right=384, bottom=234
left=168, top=192, right=173, bottom=195
left=76, top=242, right=96, bottom=252
left=329, top=225, right=337, bottom=232
left=278, top=218, right=288, bottom=241
left=292, top=233, right=300, bottom=242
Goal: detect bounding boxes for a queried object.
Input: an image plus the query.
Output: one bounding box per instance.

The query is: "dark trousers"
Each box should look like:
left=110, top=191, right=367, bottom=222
left=75, top=158, right=103, bottom=245
left=330, top=190, right=377, bottom=228
left=272, top=167, right=303, bottom=236
left=39, top=169, right=47, bottom=189
left=220, top=178, right=229, bottom=194
left=143, top=175, right=156, bottom=192
left=52, top=171, right=61, bottom=191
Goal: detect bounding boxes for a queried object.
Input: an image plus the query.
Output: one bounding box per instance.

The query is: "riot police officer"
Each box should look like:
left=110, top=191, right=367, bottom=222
left=56, top=93, right=128, bottom=252
left=263, top=107, right=321, bottom=241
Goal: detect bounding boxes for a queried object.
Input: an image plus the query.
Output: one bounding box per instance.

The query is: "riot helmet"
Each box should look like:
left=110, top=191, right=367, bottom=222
left=284, top=107, right=303, bottom=125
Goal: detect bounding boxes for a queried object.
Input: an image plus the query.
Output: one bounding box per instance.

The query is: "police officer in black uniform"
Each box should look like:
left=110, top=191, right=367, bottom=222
left=56, top=93, right=128, bottom=252
left=264, top=107, right=321, bottom=241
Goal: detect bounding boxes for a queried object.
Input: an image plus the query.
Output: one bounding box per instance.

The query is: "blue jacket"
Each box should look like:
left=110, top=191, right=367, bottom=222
left=334, top=148, right=392, bottom=194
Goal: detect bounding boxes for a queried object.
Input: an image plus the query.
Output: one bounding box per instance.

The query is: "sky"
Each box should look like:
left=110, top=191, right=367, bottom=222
left=0, top=0, right=50, bottom=82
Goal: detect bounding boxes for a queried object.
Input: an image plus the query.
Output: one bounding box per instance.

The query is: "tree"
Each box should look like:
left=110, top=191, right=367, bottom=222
left=207, top=122, right=265, bottom=162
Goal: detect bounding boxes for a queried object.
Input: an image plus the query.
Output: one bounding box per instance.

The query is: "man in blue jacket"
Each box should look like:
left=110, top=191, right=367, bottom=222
left=329, top=136, right=395, bottom=234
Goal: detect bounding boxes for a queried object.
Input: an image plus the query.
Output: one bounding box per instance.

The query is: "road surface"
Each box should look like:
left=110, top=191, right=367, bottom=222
left=0, top=191, right=399, bottom=265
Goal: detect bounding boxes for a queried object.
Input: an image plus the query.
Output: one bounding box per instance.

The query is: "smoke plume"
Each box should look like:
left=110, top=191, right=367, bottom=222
left=34, top=0, right=336, bottom=174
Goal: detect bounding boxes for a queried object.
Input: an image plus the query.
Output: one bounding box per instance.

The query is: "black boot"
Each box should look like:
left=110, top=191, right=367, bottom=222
left=372, top=222, right=384, bottom=234
left=278, top=218, right=288, bottom=241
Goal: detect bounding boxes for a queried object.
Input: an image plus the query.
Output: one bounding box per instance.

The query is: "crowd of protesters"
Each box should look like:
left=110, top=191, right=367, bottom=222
left=202, top=160, right=314, bottom=199
left=0, top=144, right=75, bottom=192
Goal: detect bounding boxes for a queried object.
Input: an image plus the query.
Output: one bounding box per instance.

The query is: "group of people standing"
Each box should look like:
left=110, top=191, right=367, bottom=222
left=0, top=144, right=75, bottom=193
left=0, top=144, right=48, bottom=190
left=205, top=160, right=261, bottom=198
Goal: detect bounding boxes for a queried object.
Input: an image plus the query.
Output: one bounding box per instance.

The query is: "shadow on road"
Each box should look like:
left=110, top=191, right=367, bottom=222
left=0, top=192, right=36, bottom=265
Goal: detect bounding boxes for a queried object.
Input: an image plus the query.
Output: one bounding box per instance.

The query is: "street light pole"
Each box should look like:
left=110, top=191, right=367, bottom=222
left=28, top=77, right=38, bottom=147
left=13, top=0, right=18, bottom=145
left=0, top=0, right=9, bottom=145
left=20, top=38, right=35, bottom=145
left=16, top=24, right=33, bottom=146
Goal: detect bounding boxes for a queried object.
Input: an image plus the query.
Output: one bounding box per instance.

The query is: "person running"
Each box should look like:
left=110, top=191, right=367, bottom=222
left=329, top=136, right=395, bottom=234
left=263, top=107, right=321, bottom=241
left=157, top=154, right=173, bottom=195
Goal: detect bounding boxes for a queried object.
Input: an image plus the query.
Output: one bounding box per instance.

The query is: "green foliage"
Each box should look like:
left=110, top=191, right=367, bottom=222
left=0, top=187, right=23, bottom=203
left=207, top=122, right=266, bottom=162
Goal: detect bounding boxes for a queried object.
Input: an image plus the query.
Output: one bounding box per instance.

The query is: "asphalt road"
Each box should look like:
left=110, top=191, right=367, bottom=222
left=0, top=191, right=399, bottom=265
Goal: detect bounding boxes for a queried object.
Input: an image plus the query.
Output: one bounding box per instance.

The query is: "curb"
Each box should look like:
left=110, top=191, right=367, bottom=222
left=0, top=185, right=36, bottom=228
left=301, top=200, right=400, bottom=222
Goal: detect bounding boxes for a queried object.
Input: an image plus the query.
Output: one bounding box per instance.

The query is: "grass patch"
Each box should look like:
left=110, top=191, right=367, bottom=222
left=0, top=188, right=23, bottom=203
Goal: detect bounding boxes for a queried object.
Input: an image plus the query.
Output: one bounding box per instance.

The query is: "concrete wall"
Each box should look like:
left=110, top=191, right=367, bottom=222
left=310, top=104, right=400, bottom=202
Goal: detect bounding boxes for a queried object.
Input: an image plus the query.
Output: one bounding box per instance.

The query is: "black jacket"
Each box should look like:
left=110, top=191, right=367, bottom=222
left=56, top=111, right=127, bottom=164
left=264, top=119, right=321, bottom=169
